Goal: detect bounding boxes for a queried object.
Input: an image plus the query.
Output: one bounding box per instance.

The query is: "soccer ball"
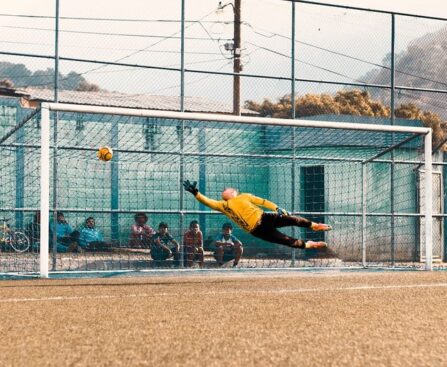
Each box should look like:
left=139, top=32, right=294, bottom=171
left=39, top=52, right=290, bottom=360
left=97, top=146, right=113, bottom=161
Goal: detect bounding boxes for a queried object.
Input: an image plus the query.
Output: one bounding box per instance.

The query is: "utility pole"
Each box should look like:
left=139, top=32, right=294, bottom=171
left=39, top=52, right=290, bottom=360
left=233, top=0, right=241, bottom=116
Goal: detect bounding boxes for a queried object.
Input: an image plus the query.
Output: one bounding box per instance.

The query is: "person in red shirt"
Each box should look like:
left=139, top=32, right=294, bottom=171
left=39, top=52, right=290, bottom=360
left=183, top=220, right=204, bottom=268
left=129, top=213, right=155, bottom=248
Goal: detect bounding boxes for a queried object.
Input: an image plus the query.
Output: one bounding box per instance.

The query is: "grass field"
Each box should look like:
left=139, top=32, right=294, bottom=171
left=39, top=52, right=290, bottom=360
left=1, top=270, right=446, bottom=366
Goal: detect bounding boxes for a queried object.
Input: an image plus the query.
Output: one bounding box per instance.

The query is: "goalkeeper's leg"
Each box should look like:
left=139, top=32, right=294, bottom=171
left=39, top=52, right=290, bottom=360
left=251, top=227, right=326, bottom=249
left=251, top=214, right=327, bottom=249
left=274, top=214, right=332, bottom=231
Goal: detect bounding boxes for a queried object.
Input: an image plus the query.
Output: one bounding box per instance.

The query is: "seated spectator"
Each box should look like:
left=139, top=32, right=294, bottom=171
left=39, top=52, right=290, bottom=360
left=183, top=220, right=204, bottom=268
left=151, top=222, right=180, bottom=265
left=78, top=217, right=112, bottom=251
left=49, top=212, right=78, bottom=253
left=214, top=223, right=243, bottom=267
left=129, top=212, right=155, bottom=248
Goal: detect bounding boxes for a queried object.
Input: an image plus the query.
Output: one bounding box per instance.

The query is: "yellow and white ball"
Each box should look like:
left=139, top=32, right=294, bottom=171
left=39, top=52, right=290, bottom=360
left=97, top=146, right=113, bottom=161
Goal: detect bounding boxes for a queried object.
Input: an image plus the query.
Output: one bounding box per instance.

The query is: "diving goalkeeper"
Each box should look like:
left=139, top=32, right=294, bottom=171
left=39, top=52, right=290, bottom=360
left=183, top=180, right=331, bottom=249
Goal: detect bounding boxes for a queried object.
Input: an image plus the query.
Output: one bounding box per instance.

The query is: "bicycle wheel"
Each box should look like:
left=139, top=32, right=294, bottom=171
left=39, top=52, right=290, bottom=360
left=9, top=231, right=30, bottom=252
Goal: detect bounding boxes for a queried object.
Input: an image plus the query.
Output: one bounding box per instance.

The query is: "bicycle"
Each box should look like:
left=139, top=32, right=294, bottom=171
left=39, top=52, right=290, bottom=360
left=0, top=218, right=30, bottom=252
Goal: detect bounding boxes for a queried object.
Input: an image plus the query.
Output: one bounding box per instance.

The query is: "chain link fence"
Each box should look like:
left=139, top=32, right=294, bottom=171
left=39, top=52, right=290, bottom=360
left=0, top=0, right=447, bottom=272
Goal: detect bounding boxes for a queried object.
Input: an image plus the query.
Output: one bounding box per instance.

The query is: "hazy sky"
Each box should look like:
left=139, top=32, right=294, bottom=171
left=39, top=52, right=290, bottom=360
left=315, top=0, right=446, bottom=17
left=2, top=0, right=446, bottom=19
left=0, top=0, right=446, bottom=102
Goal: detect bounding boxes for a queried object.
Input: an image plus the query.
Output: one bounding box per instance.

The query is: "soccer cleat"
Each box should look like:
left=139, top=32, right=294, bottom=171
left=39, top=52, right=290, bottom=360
left=304, top=240, right=327, bottom=249
left=311, top=223, right=332, bottom=232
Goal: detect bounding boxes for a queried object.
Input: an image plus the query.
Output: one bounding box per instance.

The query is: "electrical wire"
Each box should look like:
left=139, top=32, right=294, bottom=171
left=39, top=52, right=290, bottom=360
left=244, top=22, right=447, bottom=88
left=0, top=39, right=223, bottom=55
left=0, top=25, right=231, bottom=41
left=0, top=13, right=234, bottom=24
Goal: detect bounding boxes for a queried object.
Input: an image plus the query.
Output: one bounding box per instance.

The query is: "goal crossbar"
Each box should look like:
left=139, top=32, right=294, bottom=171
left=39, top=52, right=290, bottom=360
left=45, top=103, right=431, bottom=135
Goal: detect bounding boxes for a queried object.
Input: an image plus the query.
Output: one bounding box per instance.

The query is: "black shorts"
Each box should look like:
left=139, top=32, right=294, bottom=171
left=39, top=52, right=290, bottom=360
left=250, top=213, right=311, bottom=248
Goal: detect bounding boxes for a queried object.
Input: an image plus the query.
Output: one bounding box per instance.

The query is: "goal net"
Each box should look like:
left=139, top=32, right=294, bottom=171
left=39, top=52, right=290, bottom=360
left=0, top=103, right=434, bottom=277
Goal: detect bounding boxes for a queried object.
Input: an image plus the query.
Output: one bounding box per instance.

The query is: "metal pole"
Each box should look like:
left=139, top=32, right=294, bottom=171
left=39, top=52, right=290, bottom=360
left=444, top=151, right=447, bottom=262
left=15, top=108, right=25, bottom=230
left=40, top=104, right=50, bottom=278
left=361, top=163, right=367, bottom=267
left=291, top=0, right=297, bottom=266
left=47, top=103, right=431, bottom=134
left=179, top=121, right=185, bottom=268
left=180, top=0, right=185, bottom=112
left=390, top=13, right=396, bottom=266
left=51, top=0, right=60, bottom=271
left=424, top=131, right=433, bottom=270
left=111, top=118, right=120, bottom=242
left=54, top=0, right=60, bottom=101
left=179, top=0, right=186, bottom=262
left=198, top=127, right=206, bottom=234
left=233, top=0, right=241, bottom=116
left=291, top=1, right=296, bottom=120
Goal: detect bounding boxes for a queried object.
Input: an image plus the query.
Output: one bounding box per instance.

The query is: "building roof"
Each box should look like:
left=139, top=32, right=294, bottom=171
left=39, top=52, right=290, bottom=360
left=0, top=87, right=257, bottom=115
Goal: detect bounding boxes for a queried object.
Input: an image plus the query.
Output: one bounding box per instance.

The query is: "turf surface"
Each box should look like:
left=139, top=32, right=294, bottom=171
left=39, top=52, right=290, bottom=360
left=1, top=270, right=446, bottom=366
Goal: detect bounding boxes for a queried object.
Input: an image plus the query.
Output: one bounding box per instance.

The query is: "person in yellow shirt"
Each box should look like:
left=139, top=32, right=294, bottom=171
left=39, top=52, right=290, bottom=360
left=183, top=180, right=331, bottom=249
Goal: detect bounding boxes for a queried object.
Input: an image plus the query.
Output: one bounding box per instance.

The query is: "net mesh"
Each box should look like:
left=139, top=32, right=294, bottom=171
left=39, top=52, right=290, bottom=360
left=0, top=112, right=41, bottom=272
left=0, top=107, right=430, bottom=272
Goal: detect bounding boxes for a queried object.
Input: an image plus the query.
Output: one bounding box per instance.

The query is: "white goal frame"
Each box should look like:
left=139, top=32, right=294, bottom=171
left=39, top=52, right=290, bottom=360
left=38, top=102, right=433, bottom=277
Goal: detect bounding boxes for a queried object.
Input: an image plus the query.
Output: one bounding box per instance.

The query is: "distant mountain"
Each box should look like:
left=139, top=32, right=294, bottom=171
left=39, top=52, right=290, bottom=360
left=0, top=61, right=100, bottom=91
left=362, top=25, right=447, bottom=118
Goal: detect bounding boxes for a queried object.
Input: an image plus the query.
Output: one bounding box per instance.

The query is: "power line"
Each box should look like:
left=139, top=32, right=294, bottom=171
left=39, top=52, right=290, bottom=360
left=0, top=57, right=229, bottom=81
left=244, top=22, right=447, bottom=89
left=0, top=39, right=223, bottom=55
left=56, top=9, right=218, bottom=82
left=243, top=42, right=447, bottom=112
left=0, top=13, right=233, bottom=23
left=0, top=25, right=231, bottom=41
left=245, top=41, right=366, bottom=83
left=147, top=60, right=233, bottom=94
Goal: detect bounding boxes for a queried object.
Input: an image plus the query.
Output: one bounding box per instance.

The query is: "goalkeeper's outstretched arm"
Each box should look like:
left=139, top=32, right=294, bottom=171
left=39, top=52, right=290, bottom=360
left=183, top=180, right=224, bottom=212
left=248, top=194, right=289, bottom=216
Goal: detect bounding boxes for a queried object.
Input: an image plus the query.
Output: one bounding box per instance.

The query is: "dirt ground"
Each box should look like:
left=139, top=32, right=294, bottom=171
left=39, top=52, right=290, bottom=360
left=0, top=270, right=446, bottom=367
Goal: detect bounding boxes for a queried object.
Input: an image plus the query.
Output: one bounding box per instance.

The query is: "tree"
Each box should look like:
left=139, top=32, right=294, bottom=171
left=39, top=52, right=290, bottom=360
left=395, top=103, right=445, bottom=148
left=245, top=89, right=447, bottom=149
left=245, top=90, right=390, bottom=118
left=75, top=80, right=100, bottom=92
left=0, top=61, right=101, bottom=91
left=0, top=79, right=14, bottom=88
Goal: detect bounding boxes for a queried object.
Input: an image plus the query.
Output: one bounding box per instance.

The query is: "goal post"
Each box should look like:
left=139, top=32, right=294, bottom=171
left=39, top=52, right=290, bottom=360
left=32, top=103, right=435, bottom=276
left=424, top=130, right=433, bottom=271
left=40, top=105, right=50, bottom=278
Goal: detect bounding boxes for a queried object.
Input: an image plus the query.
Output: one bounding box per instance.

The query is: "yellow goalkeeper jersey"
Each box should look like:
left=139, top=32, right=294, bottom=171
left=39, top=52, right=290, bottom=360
left=195, top=192, right=278, bottom=232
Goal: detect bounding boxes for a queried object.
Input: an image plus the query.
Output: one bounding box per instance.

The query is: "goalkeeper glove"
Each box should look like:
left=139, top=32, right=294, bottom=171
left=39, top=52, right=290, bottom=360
left=276, top=207, right=289, bottom=216
left=183, top=180, right=198, bottom=196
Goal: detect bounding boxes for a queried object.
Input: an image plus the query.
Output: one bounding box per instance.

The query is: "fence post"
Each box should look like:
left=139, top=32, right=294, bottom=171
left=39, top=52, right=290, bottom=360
left=290, top=0, right=297, bottom=267
left=361, top=163, right=367, bottom=267
left=51, top=0, right=61, bottom=271
left=390, top=13, right=396, bottom=266
left=40, top=104, right=51, bottom=278
left=424, top=131, right=433, bottom=270
left=179, top=0, right=186, bottom=269
left=180, top=0, right=185, bottom=112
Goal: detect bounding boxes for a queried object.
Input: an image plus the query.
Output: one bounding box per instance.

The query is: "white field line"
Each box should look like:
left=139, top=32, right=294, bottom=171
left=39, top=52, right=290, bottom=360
left=2, top=282, right=447, bottom=303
